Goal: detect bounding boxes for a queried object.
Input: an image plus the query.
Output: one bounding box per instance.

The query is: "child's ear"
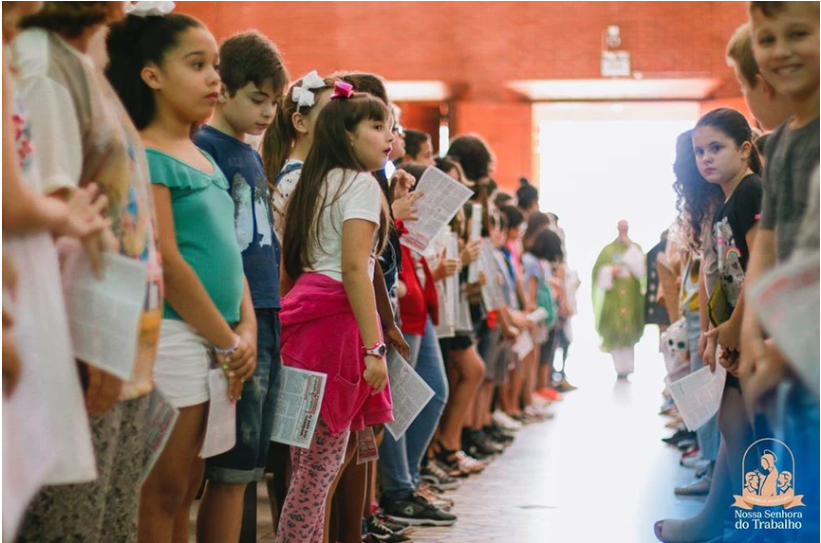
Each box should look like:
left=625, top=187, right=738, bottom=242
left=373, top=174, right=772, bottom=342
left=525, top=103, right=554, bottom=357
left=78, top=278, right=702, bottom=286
left=218, top=88, right=228, bottom=104
left=292, top=111, right=309, bottom=135
left=140, top=65, right=162, bottom=90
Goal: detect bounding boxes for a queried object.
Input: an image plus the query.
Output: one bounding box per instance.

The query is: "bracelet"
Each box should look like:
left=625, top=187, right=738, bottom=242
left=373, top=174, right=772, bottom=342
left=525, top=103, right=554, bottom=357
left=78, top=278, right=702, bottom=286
left=214, top=334, right=240, bottom=356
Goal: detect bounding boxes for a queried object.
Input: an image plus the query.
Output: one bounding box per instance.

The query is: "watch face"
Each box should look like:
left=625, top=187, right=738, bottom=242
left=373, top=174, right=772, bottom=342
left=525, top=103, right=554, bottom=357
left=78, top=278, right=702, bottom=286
left=377, top=344, right=387, bottom=356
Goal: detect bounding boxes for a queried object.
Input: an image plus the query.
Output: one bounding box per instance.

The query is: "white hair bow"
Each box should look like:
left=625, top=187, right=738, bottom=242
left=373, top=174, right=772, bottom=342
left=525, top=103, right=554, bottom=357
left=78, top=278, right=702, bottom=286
left=291, top=70, right=326, bottom=111
left=126, top=1, right=176, bottom=17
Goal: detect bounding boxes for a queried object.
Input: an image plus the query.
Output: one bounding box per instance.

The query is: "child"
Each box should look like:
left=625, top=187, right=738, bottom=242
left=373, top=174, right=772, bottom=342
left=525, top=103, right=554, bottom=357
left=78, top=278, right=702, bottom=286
left=655, top=108, right=762, bottom=543
left=106, top=12, right=254, bottom=543
left=741, top=2, right=820, bottom=535
left=265, top=70, right=334, bottom=240
left=192, top=30, right=288, bottom=543
left=277, top=83, right=394, bottom=543
left=401, top=129, right=434, bottom=167
left=378, top=163, right=457, bottom=527
left=14, top=2, right=163, bottom=541
left=725, top=22, right=792, bottom=131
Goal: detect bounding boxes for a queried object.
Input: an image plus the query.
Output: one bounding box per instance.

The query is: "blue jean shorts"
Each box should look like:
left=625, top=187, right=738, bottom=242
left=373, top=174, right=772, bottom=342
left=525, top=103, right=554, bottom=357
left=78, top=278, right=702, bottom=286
left=205, top=309, right=281, bottom=483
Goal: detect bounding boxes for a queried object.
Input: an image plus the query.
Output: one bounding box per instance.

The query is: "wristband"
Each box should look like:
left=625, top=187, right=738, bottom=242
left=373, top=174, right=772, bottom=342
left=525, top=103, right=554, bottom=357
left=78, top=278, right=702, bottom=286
left=214, top=334, right=240, bottom=356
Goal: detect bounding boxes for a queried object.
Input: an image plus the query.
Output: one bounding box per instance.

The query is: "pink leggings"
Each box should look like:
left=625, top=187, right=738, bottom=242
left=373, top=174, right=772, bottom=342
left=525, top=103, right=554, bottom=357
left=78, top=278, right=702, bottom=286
left=275, top=418, right=350, bottom=543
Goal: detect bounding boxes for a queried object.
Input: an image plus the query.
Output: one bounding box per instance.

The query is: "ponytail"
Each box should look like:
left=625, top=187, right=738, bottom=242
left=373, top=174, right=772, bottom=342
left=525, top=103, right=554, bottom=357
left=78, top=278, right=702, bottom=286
left=262, top=74, right=334, bottom=193
left=105, top=13, right=202, bottom=129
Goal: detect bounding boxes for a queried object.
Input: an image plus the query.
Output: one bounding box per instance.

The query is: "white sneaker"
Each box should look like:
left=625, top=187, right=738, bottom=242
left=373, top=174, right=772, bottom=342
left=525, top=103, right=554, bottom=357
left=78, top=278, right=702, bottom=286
left=680, top=452, right=704, bottom=468
left=492, top=410, right=522, bottom=432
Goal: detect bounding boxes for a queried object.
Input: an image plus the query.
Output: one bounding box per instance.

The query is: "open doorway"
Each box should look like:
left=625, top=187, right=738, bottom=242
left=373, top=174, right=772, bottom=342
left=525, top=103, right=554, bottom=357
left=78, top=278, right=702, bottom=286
left=534, top=101, right=699, bottom=382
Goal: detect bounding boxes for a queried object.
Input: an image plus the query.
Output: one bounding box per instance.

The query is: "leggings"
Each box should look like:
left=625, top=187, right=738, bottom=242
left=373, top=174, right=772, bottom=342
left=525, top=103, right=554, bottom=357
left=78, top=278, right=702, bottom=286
left=276, top=419, right=350, bottom=543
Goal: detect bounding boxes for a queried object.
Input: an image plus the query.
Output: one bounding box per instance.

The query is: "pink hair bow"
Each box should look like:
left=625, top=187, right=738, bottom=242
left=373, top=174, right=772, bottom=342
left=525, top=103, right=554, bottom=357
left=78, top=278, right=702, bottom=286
left=330, top=81, right=355, bottom=100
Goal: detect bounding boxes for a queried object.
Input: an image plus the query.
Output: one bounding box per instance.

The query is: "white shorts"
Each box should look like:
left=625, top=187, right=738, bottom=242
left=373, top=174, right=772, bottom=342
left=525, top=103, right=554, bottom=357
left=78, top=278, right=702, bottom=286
left=153, top=319, right=212, bottom=408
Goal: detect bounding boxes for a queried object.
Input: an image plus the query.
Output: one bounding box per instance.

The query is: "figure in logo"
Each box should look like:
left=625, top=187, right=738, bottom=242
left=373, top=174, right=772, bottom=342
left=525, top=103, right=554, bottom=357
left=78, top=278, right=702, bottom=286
left=743, top=471, right=762, bottom=497
left=777, top=472, right=794, bottom=498
left=759, top=450, right=779, bottom=497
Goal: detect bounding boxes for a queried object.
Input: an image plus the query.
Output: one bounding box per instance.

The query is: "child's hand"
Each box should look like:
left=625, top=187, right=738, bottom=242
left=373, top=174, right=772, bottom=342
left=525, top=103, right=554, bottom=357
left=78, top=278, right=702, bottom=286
left=228, top=374, right=244, bottom=403
left=60, top=184, right=115, bottom=279
left=460, top=239, right=482, bottom=265
left=702, top=335, right=717, bottom=373
left=391, top=192, right=423, bottom=222
left=385, top=325, right=411, bottom=361
left=218, top=332, right=256, bottom=383
left=363, top=355, right=388, bottom=395
left=390, top=170, right=416, bottom=200
left=435, top=248, right=461, bottom=279
left=84, top=363, right=123, bottom=416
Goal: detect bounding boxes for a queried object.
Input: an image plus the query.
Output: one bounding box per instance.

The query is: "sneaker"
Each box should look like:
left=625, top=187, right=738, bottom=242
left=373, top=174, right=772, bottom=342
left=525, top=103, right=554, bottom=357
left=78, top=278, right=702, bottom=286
left=370, top=508, right=412, bottom=535
left=380, top=494, right=458, bottom=527
left=420, top=461, right=460, bottom=491
left=525, top=405, right=554, bottom=421
left=492, top=410, right=522, bottom=432
left=417, top=483, right=454, bottom=510
left=554, top=377, right=577, bottom=392
left=484, top=424, right=515, bottom=446
left=365, top=516, right=413, bottom=542
left=681, top=454, right=710, bottom=469
left=536, top=387, right=564, bottom=401
left=463, top=429, right=503, bottom=458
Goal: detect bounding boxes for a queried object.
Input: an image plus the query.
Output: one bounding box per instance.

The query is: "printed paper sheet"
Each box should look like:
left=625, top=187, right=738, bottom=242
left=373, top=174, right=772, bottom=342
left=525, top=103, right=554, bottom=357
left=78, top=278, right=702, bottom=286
left=271, top=366, right=327, bottom=449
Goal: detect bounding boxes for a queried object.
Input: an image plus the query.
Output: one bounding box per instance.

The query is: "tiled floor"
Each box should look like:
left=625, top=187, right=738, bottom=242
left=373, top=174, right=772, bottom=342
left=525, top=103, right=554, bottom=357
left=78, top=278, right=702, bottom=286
left=190, top=329, right=706, bottom=542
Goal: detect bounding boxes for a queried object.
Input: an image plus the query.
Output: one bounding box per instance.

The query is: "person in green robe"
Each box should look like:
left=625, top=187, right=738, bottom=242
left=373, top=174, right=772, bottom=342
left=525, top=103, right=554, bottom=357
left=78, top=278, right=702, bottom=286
left=592, top=221, right=646, bottom=378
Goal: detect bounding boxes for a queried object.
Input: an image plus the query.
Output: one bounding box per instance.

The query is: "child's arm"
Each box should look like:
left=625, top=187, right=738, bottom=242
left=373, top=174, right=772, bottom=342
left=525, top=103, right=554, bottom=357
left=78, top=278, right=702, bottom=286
left=343, top=219, right=387, bottom=394
left=739, top=229, right=777, bottom=381
left=280, top=259, right=295, bottom=297
left=706, top=225, right=759, bottom=352
left=373, top=264, right=410, bottom=361
left=151, top=185, right=251, bottom=378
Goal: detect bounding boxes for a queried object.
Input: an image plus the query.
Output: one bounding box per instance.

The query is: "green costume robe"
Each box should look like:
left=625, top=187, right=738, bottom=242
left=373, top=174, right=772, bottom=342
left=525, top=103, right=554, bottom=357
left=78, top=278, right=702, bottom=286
left=592, top=239, right=646, bottom=352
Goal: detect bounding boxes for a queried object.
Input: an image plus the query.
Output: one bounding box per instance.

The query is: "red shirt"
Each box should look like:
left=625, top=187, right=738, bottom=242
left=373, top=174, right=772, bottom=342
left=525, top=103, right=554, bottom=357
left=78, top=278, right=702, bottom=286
left=398, top=246, right=439, bottom=335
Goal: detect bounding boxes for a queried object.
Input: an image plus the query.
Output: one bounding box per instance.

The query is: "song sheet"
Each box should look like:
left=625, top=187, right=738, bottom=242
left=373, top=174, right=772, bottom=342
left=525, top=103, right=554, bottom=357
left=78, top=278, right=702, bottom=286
left=400, top=166, right=473, bottom=254
left=356, top=427, right=379, bottom=464
left=435, top=232, right=460, bottom=338
left=271, top=367, right=327, bottom=449
left=478, top=239, right=505, bottom=311
left=200, top=370, right=236, bottom=458
left=749, top=254, right=820, bottom=396
left=670, top=365, right=727, bottom=431
left=513, top=330, right=534, bottom=360
left=61, top=244, right=148, bottom=380
left=140, top=387, right=179, bottom=483
left=385, top=352, right=435, bottom=440
left=468, top=203, right=483, bottom=282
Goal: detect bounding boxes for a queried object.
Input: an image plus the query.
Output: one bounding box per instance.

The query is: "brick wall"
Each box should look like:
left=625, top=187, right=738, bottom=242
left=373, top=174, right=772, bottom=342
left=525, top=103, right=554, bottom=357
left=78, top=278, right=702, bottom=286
left=177, top=1, right=752, bottom=189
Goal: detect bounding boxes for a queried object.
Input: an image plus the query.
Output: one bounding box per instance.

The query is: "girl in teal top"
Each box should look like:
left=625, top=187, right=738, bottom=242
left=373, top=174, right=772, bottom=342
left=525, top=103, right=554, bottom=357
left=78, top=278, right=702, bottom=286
left=106, top=13, right=256, bottom=543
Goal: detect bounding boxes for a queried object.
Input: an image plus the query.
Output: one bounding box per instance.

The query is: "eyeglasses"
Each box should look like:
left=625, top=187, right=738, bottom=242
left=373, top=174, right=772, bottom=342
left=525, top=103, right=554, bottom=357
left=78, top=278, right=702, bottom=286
left=392, top=124, right=405, bottom=136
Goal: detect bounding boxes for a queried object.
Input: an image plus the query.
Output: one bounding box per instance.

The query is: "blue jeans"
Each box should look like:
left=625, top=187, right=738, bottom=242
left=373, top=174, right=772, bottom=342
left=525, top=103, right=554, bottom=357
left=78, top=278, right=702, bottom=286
left=205, top=309, right=281, bottom=483
left=686, top=310, right=719, bottom=462
left=379, top=317, right=449, bottom=500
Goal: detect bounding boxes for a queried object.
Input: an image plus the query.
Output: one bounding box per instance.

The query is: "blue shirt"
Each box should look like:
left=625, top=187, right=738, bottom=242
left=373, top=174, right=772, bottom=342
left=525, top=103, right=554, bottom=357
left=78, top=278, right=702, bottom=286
left=195, top=125, right=281, bottom=309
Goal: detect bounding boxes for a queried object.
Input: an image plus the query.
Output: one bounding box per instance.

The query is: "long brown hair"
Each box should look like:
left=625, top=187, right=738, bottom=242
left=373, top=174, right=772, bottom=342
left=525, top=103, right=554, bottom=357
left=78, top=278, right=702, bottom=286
left=262, top=74, right=335, bottom=191
left=282, top=92, right=391, bottom=280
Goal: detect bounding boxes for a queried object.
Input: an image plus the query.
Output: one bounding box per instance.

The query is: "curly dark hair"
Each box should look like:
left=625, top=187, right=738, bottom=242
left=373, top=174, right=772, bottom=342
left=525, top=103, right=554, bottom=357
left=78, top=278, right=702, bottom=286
left=673, top=129, right=723, bottom=252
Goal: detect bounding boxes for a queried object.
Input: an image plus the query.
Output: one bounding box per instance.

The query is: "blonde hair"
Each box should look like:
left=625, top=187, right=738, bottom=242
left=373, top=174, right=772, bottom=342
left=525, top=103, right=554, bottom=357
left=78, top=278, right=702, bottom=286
left=726, top=23, right=760, bottom=88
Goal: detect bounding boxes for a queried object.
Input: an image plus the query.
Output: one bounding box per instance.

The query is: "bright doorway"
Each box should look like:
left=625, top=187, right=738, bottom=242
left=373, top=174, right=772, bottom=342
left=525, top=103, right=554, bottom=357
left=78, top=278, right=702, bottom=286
left=534, top=101, right=700, bottom=383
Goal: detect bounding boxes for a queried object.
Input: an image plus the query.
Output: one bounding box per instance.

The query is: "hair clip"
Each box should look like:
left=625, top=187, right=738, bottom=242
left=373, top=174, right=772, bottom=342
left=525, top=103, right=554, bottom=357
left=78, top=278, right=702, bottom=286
left=126, top=1, right=176, bottom=17
left=291, top=70, right=325, bottom=110
left=330, top=81, right=355, bottom=101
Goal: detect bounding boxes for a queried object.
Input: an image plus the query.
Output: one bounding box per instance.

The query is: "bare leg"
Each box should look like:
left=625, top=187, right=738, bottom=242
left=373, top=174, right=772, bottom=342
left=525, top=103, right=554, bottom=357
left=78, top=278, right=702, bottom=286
left=437, top=347, right=485, bottom=451
left=139, top=403, right=208, bottom=543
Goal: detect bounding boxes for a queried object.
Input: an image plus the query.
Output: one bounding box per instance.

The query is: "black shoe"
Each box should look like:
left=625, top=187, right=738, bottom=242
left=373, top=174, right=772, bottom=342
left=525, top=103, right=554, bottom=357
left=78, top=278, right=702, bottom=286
left=420, top=461, right=461, bottom=491
left=486, top=422, right=516, bottom=442
left=380, top=494, right=458, bottom=527
left=365, top=515, right=413, bottom=542
left=662, top=429, right=695, bottom=445
left=463, top=430, right=503, bottom=458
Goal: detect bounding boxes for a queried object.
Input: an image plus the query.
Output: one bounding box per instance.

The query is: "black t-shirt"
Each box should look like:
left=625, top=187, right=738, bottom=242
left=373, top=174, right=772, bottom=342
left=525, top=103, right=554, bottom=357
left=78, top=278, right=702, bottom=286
left=712, top=174, right=762, bottom=309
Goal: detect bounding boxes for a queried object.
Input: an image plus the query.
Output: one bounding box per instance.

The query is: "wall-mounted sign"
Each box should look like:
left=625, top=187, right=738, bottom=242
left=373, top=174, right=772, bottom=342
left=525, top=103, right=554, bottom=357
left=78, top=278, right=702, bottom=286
left=601, top=51, right=631, bottom=77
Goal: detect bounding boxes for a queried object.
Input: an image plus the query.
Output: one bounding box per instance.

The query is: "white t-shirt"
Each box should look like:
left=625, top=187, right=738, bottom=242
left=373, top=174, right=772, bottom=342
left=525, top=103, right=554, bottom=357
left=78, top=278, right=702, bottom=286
left=308, top=169, right=383, bottom=282
left=272, top=158, right=303, bottom=242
